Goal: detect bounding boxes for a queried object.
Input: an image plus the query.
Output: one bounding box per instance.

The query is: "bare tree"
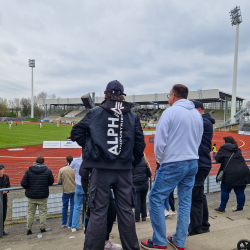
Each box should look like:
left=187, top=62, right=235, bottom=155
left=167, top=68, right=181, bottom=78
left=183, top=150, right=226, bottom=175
left=13, top=98, right=21, bottom=112
left=20, top=98, right=31, bottom=116
left=0, top=98, right=8, bottom=116
left=48, top=94, right=56, bottom=99
left=37, top=91, right=47, bottom=100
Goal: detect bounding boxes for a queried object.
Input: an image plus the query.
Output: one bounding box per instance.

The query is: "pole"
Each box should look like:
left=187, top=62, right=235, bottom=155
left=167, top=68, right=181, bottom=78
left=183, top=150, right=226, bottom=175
left=230, top=23, right=239, bottom=124
left=31, top=67, right=34, bottom=118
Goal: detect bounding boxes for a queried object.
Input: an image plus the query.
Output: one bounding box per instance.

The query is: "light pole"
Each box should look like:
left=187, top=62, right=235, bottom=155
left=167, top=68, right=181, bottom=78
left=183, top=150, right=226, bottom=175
left=229, top=6, right=242, bottom=124
left=28, top=59, right=35, bottom=118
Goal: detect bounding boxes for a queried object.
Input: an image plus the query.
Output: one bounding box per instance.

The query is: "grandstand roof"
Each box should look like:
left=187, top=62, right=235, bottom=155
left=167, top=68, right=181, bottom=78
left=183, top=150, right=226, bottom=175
left=37, top=89, right=244, bottom=106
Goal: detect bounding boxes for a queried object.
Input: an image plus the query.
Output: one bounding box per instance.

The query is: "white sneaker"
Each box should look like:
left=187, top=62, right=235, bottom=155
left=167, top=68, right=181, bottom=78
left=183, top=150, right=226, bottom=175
left=164, top=210, right=169, bottom=217
left=169, top=210, right=177, bottom=215
left=68, top=227, right=71, bottom=229
left=71, top=228, right=77, bottom=232
left=104, top=240, right=122, bottom=250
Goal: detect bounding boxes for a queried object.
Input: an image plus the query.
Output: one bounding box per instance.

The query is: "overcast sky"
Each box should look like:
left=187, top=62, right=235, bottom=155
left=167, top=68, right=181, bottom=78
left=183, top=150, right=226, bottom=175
left=0, top=0, right=249, bottom=102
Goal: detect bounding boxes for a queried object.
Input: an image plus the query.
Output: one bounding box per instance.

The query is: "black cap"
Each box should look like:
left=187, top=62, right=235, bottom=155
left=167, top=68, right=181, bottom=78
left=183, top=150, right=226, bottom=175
left=192, top=101, right=204, bottom=110
left=105, top=80, right=126, bottom=96
left=0, top=164, right=5, bottom=169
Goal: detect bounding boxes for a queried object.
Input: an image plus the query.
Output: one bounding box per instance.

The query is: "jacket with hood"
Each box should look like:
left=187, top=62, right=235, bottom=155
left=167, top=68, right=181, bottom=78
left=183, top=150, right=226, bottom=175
left=21, top=163, right=54, bottom=199
left=0, top=174, right=10, bottom=201
left=198, top=113, right=215, bottom=169
left=71, top=99, right=145, bottom=170
left=155, top=99, right=203, bottom=165
left=215, top=143, right=250, bottom=186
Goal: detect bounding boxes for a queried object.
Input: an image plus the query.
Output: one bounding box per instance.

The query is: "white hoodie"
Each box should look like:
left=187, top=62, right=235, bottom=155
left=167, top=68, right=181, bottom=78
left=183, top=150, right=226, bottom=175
left=155, top=99, right=203, bottom=165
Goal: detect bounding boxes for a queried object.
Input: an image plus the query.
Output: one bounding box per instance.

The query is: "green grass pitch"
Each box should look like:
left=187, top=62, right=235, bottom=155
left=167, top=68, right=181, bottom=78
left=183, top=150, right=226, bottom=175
left=0, top=122, right=73, bottom=149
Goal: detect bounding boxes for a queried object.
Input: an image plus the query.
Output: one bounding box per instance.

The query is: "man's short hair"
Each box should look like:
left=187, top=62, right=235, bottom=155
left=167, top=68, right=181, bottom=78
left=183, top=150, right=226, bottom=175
left=66, top=155, right=73, bottom=164
left=36, top=156, right=44, bottom=164
left=192, top=100, right=204, bottom=110
left=172, top=84, right=189, bottom=99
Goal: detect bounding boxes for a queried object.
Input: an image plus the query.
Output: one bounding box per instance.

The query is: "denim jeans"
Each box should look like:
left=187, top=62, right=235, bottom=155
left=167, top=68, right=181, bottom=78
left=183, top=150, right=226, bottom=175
left=71, top=184, right=86, bottom=229
left=62, top=192, right=75, bottom=227
left=149, top=160, right=198, bottom=248
left=220, top=183, right=246, bottom=210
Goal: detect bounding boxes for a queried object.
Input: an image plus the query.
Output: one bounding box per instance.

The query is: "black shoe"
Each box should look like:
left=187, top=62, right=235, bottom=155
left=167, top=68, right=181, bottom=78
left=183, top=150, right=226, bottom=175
left=27, top=230, right=33, bottom=235
left=3, top=231, right=9, bottom=236
left=214, top=207, right=225, bottom=213
left=40, top=228, right=46, bottom=233
left=232, top=209, right=243, bottom=212
left=142, top=217, right=146, bottom=221
left=135, top=220, right=140, bottom=222
left=202, top=229, right=210, bottom=233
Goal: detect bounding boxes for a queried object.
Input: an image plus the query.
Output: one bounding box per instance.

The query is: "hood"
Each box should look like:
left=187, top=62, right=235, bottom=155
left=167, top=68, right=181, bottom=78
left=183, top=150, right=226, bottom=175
left=221, top=143, right=238, bottom=152
left=29, top=163, right=48, bottom=174
left=100, top=99, right=131, bottom=116
left=202, top=113, right=215, bottom=124
left=172, top=99, right=195, bottom=110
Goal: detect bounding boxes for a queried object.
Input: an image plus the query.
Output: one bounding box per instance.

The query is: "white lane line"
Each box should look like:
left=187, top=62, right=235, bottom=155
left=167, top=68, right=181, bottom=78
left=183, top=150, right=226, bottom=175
left=239, top=140, right=245, bottom=148
left=0, top=156, right=66, bottom=159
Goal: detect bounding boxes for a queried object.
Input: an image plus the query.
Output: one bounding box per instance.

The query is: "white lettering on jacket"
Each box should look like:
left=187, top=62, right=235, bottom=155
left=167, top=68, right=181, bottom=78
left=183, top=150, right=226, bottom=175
left=107, top=102, right=124, bottom=155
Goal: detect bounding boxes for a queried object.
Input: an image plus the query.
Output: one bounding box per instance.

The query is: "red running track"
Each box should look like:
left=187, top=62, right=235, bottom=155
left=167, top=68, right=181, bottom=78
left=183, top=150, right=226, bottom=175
left=1, top=132, right=250, bottom=186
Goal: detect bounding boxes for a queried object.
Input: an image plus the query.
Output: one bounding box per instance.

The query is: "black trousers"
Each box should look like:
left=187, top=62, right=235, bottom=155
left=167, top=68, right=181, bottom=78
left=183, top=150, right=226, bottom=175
left=84, top=169, right=139, bottom=250
left=169, top=191, right=175, bottom=211
left=188, top=168, right=210, bottom=236
left=106, top=198, right=116, bottom=241
left=134, top=183, right=148, bottom=221
left=3, top=199, right=7, bottom=231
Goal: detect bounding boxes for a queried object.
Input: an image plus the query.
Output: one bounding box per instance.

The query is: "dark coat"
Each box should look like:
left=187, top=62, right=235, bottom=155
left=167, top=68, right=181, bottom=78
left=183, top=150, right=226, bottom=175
left=198, top=113, right=215, bottom=170
left=0, top=174, right=10, bottom=201
left=21, top=163, right=54, bottom=199
left=133, top=158, right=151, bottom=186
left=71, top=99, right=145, bottom=170
left=215, top=143, right=250, bottom=186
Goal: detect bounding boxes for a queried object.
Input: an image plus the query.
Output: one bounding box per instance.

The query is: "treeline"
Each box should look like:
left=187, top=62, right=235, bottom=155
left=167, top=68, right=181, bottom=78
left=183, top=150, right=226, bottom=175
left=0, top=91, right=56, bottom=118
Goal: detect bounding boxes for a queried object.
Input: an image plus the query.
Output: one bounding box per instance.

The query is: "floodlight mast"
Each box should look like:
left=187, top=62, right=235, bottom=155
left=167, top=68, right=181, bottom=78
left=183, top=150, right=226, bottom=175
left=229, top=6, right=242, bottom=124
left=28, top=59, right=35, bottom=118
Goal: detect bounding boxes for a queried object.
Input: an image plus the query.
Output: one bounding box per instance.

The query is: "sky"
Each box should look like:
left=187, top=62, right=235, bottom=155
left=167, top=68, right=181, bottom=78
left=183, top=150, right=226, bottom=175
left=0, top=0, right=250, bottom=103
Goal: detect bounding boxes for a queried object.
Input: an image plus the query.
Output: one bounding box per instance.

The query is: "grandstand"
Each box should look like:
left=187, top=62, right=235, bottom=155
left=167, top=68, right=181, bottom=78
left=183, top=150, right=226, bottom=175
left=37, top=89, right=245, bottom=127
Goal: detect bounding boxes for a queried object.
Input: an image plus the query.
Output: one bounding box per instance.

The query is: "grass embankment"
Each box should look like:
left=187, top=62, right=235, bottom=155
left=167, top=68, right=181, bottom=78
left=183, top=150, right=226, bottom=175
left=0, top=122, right=72, bottom=149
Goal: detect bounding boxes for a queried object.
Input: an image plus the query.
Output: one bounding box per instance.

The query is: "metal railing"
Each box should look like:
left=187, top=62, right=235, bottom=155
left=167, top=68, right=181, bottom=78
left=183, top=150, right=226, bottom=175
left=1, top=159, right=250, bottom=238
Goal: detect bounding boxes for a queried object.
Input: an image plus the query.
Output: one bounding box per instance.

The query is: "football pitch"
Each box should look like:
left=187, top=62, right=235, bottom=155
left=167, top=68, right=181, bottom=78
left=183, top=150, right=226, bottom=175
left=0, top=122, right=72, bottom=149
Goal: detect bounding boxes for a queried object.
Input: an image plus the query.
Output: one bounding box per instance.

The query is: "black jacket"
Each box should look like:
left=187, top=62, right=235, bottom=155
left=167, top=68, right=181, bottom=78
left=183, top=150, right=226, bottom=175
left=215, top=143, right=250, bottom=186
left=71, top=99, right=145, bottom=170
left=21, top=163, right=54, bottom=199
left=133, top=158, right=151, bottom=186
left=198, top=113, right=215, bottom=169
left=0, top=174, right=10, bottom=201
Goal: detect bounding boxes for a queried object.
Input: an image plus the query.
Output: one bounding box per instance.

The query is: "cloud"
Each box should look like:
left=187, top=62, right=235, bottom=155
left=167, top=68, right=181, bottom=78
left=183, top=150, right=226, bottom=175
left=0, top=0, right=249, bottom=103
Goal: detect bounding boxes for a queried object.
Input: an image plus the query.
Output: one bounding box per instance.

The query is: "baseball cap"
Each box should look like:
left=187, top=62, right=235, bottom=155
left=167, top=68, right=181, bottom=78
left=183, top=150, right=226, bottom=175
left=105, top=80, right=126, bottom=96
left=192, top=100, right=204, bottom=110
left=0, top=164, right=5, bottom=169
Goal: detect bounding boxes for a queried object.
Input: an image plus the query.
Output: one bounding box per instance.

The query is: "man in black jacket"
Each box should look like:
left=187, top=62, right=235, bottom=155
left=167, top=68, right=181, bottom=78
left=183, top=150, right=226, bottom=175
left=0, top=164, right=10, bottom=236
left=188, top=101, right=215, bottom=236
left=21, top=156, right=54, bottom=235
left=71, top=80, right=145, bottom=250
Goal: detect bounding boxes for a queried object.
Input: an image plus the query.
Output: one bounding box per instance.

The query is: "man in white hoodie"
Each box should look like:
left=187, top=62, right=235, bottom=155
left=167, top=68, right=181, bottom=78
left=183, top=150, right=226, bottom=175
left=141, top=84, right=203, bottom=250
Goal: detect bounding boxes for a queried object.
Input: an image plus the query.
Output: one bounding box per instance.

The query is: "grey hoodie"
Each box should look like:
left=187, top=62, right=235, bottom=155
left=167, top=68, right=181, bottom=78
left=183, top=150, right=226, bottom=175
left=155, top=99, right=203, bottom=165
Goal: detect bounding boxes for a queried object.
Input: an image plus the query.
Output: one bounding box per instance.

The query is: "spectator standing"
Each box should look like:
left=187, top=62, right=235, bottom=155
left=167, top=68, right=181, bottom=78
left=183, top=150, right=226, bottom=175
left=71, top=80, right=145, bottom=250
left=21, top=156, right=54, bottom=235
left=212, top=144, right=217, bottom=160
left=188, top=101, right=215, bottom=236
left=58, top=155, right=76, bottom=228
left=70, top=157, right=85, bottom=232
left=0, top=164, right=10, bottom=236
left=141, top=84, right=203, bottom=250
left=214, top=136, right=250, bottom=213
left=133, top=154, right=151, bottom=222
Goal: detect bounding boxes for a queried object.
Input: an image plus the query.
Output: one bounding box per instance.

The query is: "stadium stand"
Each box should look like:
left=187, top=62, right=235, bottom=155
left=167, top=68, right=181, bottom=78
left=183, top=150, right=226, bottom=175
left=65, top=110, right=83, bottom=117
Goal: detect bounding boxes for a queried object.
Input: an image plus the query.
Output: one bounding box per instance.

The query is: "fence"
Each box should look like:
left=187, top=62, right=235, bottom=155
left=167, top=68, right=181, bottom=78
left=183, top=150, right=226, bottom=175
left=1, top=160, right=250, bottom=238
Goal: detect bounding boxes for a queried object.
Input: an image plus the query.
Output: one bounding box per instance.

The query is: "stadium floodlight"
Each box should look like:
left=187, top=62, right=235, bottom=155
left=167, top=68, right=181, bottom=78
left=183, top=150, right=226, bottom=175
left=229, top=6, right=242, bottom=124
left=28, top=59, right=35, bottom=118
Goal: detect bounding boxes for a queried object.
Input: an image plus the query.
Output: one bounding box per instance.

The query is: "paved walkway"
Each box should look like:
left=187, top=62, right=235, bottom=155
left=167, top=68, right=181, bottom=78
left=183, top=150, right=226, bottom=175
left=1, top=186, right=250, bottom=250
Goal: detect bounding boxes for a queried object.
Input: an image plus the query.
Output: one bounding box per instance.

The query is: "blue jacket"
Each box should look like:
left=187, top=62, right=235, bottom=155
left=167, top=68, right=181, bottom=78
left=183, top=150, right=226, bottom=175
left=198, top=113, right=215, bottom=169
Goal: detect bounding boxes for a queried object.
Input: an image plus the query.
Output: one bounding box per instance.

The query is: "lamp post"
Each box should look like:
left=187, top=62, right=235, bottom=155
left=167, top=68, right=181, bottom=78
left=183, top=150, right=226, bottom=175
left=28, top=59, right=35, bottom=118
left=229, top=6, right=242, bottom=124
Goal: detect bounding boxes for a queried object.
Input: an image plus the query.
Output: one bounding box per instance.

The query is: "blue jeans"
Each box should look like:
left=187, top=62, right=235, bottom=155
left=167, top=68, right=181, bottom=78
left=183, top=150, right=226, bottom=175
left=72, top=185, right=86, bottom=229
left=62, top=192, right=75, bottom=227
left=220, top=183, right=246, bottom=210
left=149, top=160, right=198, bottom=248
